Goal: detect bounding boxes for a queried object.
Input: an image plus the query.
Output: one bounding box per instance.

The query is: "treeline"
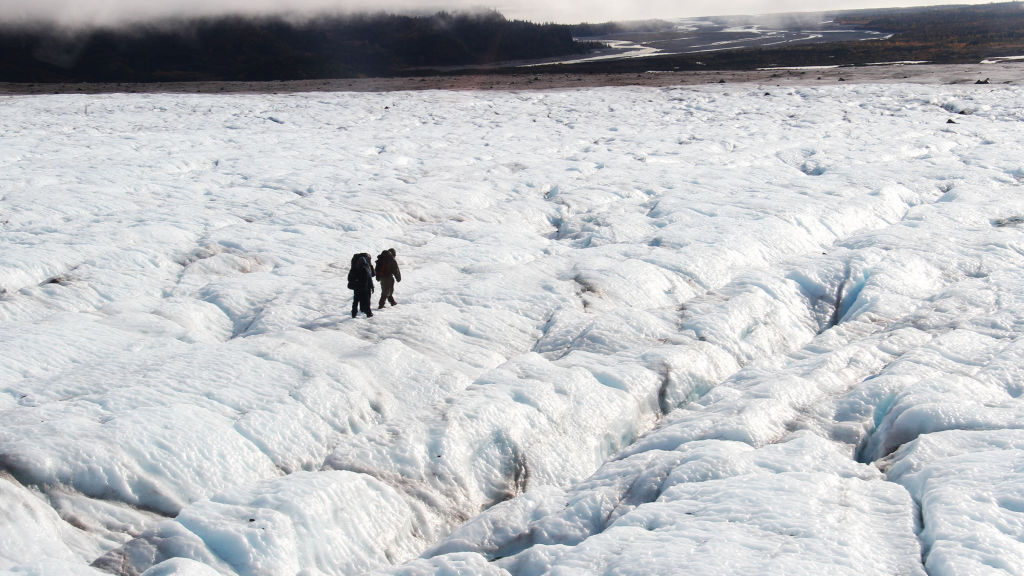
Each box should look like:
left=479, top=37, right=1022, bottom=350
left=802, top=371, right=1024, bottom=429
left=0, top=10, right=599, bottom=82
left=570, top=20, right=677, bottom=38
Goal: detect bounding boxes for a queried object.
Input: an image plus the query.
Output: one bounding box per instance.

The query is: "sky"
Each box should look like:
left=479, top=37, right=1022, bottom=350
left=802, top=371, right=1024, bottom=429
left=0, top=0, right=1002, bottom=27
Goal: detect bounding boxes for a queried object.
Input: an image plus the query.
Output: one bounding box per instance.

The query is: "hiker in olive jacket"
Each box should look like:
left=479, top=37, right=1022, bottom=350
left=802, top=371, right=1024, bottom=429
left=374, top=248, right=402, bottom=308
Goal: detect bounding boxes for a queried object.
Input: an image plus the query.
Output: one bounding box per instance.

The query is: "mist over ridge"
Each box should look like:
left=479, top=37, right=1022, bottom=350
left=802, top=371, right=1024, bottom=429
left=0, top=0, right=1009, bottom=29
left=0, top=9, right=602, bottom=82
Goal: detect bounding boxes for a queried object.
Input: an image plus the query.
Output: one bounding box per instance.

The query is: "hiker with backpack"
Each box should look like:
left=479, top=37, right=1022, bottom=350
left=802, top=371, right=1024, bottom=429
left=348, top=253, right=375, bottom=318
left=374, top=248, right=402, bottom=309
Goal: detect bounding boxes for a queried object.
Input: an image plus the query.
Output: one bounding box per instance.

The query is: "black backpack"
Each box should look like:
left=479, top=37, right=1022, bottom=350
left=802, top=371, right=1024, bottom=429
left=347, top=254, right=373, bottom=291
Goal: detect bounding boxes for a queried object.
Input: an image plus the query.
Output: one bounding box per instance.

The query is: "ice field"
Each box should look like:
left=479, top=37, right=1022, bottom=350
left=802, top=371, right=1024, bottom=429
left=2, top=78, right=1024, bottom=575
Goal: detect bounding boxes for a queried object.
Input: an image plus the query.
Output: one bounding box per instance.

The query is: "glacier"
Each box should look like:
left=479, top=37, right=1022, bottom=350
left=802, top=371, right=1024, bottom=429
left=2, top=78, right=1024, bottom=575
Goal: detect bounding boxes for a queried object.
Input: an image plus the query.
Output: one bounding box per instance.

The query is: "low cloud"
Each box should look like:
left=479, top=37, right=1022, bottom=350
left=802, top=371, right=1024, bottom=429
left=0, top=0, right=996, bottom=28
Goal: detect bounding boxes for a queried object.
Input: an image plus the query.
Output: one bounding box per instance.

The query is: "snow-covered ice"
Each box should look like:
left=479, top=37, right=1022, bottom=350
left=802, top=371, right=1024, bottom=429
left=2, top=79, right=1024, bottom=575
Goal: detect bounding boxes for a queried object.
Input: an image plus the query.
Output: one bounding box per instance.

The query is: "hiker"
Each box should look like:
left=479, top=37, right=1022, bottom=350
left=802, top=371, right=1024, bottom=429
left=348, top=253, right=375, bottom=318
left=374, top=248, right=402, bottom=309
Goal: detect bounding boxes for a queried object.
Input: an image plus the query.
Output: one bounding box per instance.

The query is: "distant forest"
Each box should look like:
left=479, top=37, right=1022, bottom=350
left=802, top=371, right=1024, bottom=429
left=0, top=10, right=598, bottom=82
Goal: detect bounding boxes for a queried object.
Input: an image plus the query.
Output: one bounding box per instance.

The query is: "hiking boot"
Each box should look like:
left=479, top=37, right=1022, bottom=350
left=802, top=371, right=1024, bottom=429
left=367, top=312, right=374, bottom=318
left=352, top=310, right=357, bottom=318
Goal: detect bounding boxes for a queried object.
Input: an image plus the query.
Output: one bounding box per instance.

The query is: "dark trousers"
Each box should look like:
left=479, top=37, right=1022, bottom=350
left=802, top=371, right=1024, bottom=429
left=352, top=290, right=373, bottom=316
left=378, top=277, right=396, bottom=307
